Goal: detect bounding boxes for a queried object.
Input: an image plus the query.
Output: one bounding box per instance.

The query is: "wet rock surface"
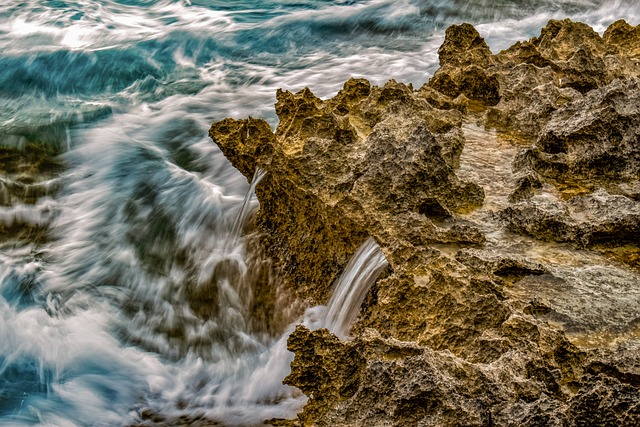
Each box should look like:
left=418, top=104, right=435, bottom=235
left=210, top=19, right=640, bottom=427
left=517, top=78, right=640, bottom=181
left=502, top=189, right=640, bottom=247
left=211, top=78, right=484, bottom=304
left=0, top=142, right=63, bottom=244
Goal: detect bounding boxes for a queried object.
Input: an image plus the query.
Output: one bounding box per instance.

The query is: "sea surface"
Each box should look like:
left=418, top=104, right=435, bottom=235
left=0, top=1, right=638, bottom=426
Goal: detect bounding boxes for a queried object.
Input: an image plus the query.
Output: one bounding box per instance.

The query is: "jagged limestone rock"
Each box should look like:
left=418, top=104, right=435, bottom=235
left=428, top=23, right=500, bottom=106
left=210, top=78, right=484, bottom=304
left=487, top=18, right=639, bottom=138
left=501, top=189, right=640, bottom=247
left=516, top=78, right=640, bottom=180
left=210, top=18, right=640, bottom=427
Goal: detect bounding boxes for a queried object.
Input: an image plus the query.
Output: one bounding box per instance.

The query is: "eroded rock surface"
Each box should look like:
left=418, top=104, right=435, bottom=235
left=502, top=189, right=640, bottom=247
left=210, top=18, right=640, bottom=427
left=211, top=78, right=485, bottom=304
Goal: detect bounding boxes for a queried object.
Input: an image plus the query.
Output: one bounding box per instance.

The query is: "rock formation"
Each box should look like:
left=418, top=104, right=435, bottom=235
left=0, top=142, right=62, bottom=243
left=210, top=19, right=640, bottom=426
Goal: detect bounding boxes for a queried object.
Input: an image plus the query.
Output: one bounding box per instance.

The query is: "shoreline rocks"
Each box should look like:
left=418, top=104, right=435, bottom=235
left=210, top=18, right=640, bottom=426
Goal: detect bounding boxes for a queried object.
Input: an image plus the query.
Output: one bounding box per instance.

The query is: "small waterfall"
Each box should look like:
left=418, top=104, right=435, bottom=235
left=214, top=236, right=389, bottom=420
left=226, top=167, right=267, bottom=251
left=321, top=237, right=388, bottom=339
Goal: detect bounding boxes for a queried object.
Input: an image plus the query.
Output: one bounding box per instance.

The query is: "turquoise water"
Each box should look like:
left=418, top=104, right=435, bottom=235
left=0, top=1, right=638, bottom=425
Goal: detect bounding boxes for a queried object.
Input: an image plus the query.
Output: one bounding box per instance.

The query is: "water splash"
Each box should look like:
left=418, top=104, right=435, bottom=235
left=168, top=236, right=389, bottom=424
left=227, top=167, right=267, bottom=250
left=321, top=237, right=388, bottom=339
left=129, top=236, right=388, bottom=425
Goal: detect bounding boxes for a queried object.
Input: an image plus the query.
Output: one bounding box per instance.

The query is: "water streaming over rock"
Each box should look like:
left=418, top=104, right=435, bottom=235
left=457, top=123, right=640, bottom=348
left=227, top=168, right=266, bottom=251
left=322, top=237, right=388, bottom=339
left=1, top=0, right=639, bottom=425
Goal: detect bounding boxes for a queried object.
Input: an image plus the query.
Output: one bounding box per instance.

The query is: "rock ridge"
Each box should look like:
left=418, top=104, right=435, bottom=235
left=210, top=18, right=640, bottom=427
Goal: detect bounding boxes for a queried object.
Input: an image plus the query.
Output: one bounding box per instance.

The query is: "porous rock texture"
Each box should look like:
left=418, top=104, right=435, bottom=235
left=210, top=19, right=640, bottom=427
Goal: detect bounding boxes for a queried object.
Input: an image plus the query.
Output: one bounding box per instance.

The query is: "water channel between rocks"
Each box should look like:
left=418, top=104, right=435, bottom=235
left=456, top=122, right=640, bottom=348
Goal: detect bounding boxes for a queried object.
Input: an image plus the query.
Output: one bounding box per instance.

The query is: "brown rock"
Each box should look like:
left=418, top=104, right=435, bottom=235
left=427, top=23, right=500, bottom=105
left=501, top=189, right=640, bottom=247
left=517, top=78, right=640, bottom=179
left=604, top=19, right=640, bottom=59
left=437, top=23, right=494, bottom=68
left=209, top=19, right=640, bottom=427
left=210, top=78, right=483, bottom=304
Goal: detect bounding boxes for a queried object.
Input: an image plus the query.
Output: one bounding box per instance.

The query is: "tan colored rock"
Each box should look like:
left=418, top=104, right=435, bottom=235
left=437, top=23, right=495, bottom=68
left=209, top=19, right=640, bottom=427
left=210, top=78, right=484, bottom=304
left=501, top=189, right=640, bottom=247
left=524, top=78, right=640, bottom=179
left=604, top=19, right=640, bottom=59
left=428, top=24, right=500, bottom=105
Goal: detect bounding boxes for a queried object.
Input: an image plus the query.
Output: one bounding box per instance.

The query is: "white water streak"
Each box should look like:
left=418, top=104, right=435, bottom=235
left=227, top=167, right=266, bottom=251
left=323, top=237, right=388, bottom=339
